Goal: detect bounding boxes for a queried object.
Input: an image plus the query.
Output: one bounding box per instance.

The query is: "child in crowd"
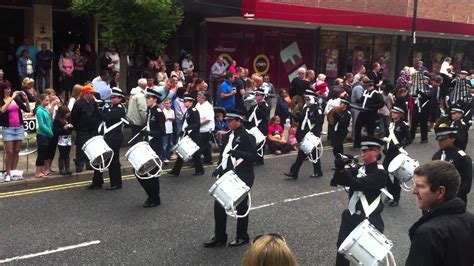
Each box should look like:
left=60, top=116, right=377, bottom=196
left=267, top=116, right=293, bottom=155
left=287, top=121, right=298, bottom=151
left=213, top=108, right=228, bottom=147
left=314, top=74, right=328, bottom=98
left=34, top=93, right=54, bottom=178
left=161, top=98, right=175, bottom=163
left=53, top=106, right=73, bottom=175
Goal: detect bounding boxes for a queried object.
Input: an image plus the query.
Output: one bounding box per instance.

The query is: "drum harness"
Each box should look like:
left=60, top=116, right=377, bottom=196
left=213, top=136, right=252, bottom=218
left=248, top=105, right=266, bottom=157
left=383, top=123, right=414, bottom=191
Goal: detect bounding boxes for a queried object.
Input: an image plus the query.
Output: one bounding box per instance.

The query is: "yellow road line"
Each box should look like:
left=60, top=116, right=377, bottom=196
left=0, top=143, right=350, bottom=198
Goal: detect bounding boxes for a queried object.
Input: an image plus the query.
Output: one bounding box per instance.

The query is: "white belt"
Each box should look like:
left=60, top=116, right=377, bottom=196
left=98, top=118, right=129, bottom=135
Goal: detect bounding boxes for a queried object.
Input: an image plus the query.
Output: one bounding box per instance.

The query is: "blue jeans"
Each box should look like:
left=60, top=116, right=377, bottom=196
left=162, top=133, right=173, bottom=159
left=173, top=120, right=184, bottom=145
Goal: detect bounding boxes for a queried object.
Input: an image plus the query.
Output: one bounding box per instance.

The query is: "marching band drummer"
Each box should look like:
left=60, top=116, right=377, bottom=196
left=87, top=88, right=126, bottom=190
left=447, top=104, right=469, bottom=151
left=432, top=124, right=472, bottom=204
left=204, top=109, right=257, bottom=248
left=138, top=87, right=166, bottom=208
left=284, top=89, right=324, bottom=179
left=169, top=96, right=204, bottom=176
left=382, top=104, right=410, bottom=207
left=245, top=87, right=269, bottom=166
left=330, top=136, right=388, bottom=266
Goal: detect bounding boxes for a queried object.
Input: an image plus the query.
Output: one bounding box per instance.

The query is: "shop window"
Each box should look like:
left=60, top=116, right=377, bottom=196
left=373, top=35, right=392, bottom=79
left=347, top=33, right=373, bottom=75
left=319, top=31, right=346, bottom=79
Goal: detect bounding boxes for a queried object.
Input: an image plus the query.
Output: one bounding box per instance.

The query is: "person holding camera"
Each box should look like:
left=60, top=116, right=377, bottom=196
left=0, top=81, right=30, bottom=182
left=330, top=136, right=388, bottom=266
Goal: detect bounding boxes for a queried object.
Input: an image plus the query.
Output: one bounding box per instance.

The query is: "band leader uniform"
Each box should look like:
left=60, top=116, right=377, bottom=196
left=449, top=105, right=469, bottom=151
left=138, top=88, right=166, bottom=207
left=246, top=87, right=269, bottom=166
left=331, top=137, right=388, bottom=266
left=170, top=96, right=204, bottom=176
left=89, top=88, right=127, bottom=190
left=432, top=126, right=472, bottom=204
left=382, top=105, right=410, bottom=206
left=449, top=70, right=471, bottom=107
left=353, top=80, right=385, bottom=148
left=410, top=75, right=436, bottom=143
left=205, top=109, right=257, bottom=248
left=330, top=99, right=351, bottom=157
left=284, top=90, right=324, bottom=179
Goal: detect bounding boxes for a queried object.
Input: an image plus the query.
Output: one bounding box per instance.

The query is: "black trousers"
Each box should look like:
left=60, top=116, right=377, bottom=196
left=171, top=154, right=203, bottom=175
left=256, top=145, right=265, bottom=164
left=289, top=149, right=322, bottom=177
left=410, top=106, right=429, bottom=141
left=336, top=210, right=384, bottom=266
left=75, top=132, right=93, bottom=170
left=353, top=111, right=377, bottom=147
left=331, top=133, right=346, bottom=157
left=383, top=151, right=401, bottom=202
left=214, top=195, right=249, bottom=241
left=130, top=125, right=145, bottom=146
left=136, top=139, right=161, bottom=204
left=199, top=132, right=213, bottom=164
left=92, top=138, right=122, bottom=187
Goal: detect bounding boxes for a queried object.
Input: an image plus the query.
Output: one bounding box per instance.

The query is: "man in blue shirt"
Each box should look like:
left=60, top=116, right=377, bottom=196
left=16, top=38, right=38, bottom=66
left=218, top=72, right=235, bottom=109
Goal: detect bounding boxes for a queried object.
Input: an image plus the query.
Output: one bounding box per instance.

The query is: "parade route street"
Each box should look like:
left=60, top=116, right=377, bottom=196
left=1, top=133, right=473, bottom=265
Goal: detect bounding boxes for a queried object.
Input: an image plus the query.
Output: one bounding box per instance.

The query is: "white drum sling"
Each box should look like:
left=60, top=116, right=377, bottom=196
left=172, top=135, right=200, bottom=162
left=82, top=135, right=114, bottom=171
left=388, top=153, right=419, bottom=191
left=299, top=132, right=323, bottom=163
left=209, top=170, right=251, bottom=218
left=338, top=219, right=395, bottom=266
left=125, top=141, right=162, bottom=179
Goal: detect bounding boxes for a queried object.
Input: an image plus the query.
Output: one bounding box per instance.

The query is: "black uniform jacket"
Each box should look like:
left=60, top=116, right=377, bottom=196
left=333, top=162, right=387, bottom=216
left=384, top=119, right=410, bottom=155
left=146, top=105, right=166, bottom=141
left=406, top=198, right=474, bottom=266
left=333, top=108, right=351, bottom=136
left=294, top=103, right=324, bottom=142
left=218, top=125, right=257, bottom=187
left=357, top=89, right=385, bottom=111
left=246, top=101, right=270, bottom=135
left=433, top=147, right=472, bottom=199
left=71, top=98, right=103, bottom=134
left=416, top=84, right=437, bottom=111
left=183, top=107, right=200, bottom=142
left=99, top=103, right=126, bottom=142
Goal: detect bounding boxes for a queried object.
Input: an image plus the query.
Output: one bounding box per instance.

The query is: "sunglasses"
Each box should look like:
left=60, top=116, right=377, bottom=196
left=252, top=233, right=286, bottom=244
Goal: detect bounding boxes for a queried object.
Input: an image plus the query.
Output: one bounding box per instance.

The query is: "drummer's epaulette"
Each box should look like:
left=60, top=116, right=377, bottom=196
left=156, top=107, right=162, bottom=112
left=458, top=150, right=467, bottom=156
left=403, top=121, right=409, bottom=126
left=192, top=108, right=197, bottom=111
left=377, top=164, right=385, bottom=170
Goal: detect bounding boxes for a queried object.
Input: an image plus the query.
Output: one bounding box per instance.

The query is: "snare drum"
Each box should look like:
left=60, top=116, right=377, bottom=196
left=125, top=141, right=162, bottom=178
left=209, top=170, right=250, bottom=218
left=338, top=219, right=393, bottom=265
left=173, top=135, right=199, bottom=162
left=82, top=136, right=113, bottom=169
left=388, top=153, right=419, bottom=182
left=247, top=127, right=266, bottom=145
left=299, top=132, right=322, bottom=155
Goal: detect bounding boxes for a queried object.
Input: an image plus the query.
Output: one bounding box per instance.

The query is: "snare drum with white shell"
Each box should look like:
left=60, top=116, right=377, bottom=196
left=82, top=135, right=114, bottom=170
left=209, top=170, right=251, bottom=218
left=173, top=135, right=200, bottom=162
left=388, top=153, right=419, bottom=183
left=247, top=127, right=266, bottom=145
left=125, top=141, right=162, bottom=179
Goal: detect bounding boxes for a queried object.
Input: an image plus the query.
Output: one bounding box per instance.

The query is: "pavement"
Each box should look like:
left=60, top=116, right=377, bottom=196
left=0, top=131, right=473, bottom=265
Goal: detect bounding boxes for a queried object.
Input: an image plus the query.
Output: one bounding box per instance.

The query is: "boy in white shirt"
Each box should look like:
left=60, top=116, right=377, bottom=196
left=161, top=98, right=175, bottom=163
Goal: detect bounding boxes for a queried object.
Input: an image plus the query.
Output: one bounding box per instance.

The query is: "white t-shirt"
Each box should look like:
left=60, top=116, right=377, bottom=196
left=162, top=108, right=175, bottom=134
left=195, top=101, right=215, bottom=133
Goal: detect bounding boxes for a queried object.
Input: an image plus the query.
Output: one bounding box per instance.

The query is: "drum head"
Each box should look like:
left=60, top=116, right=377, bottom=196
left=138, top=159, right=159, bottom=174
left=91, top=150, right=113, bottom=166
left=388, top=154, right=406, bottom=173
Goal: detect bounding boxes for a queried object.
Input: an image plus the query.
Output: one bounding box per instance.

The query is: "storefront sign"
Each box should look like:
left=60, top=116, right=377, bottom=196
left=253, top=54, right=270, bottom=75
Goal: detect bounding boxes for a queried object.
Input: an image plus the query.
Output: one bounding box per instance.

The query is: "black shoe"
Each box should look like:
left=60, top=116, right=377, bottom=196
left=76, top=167, right=84, bottom=173
left=168, top=171, right=179, bottom=177
left=203, top=237, right=227, bottom=248
left=284, top=172, right=298, bottom=179
left=228, top=238, right=249, bottom=247
left=143, top=201, right=160, bottom=208
left=309, top=172, right=323, bottom=178
left=193, top=170, right=205, bottom=176
left=420, top=140, right=428, bottom=144
left=254, top=161, right=264, bottom=166
left=86, top=183, right=102, bottom=189
left=384, top=197, right=392, bottom=204
left=203, top=161, right=213, bottom=165
left=389, top=201, right=399, bottom=207
left=106, top=185, right=122, bottom=191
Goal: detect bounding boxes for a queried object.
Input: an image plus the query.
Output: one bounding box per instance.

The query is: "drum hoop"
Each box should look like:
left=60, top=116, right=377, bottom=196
left=388, top=154, right=406, bottom=172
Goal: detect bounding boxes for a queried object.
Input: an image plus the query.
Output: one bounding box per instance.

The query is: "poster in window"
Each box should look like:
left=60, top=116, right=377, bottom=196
left=413, top=52, right=423, bottom=67
left=452, top=52, right=464, bottom=73
left=324, top=48, right=339, bottom=78
left=378, top=51, right=391, bottom=78
left=432, top=52, right=444, bottom=73
left=352, top=50, right=365, bottom=75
